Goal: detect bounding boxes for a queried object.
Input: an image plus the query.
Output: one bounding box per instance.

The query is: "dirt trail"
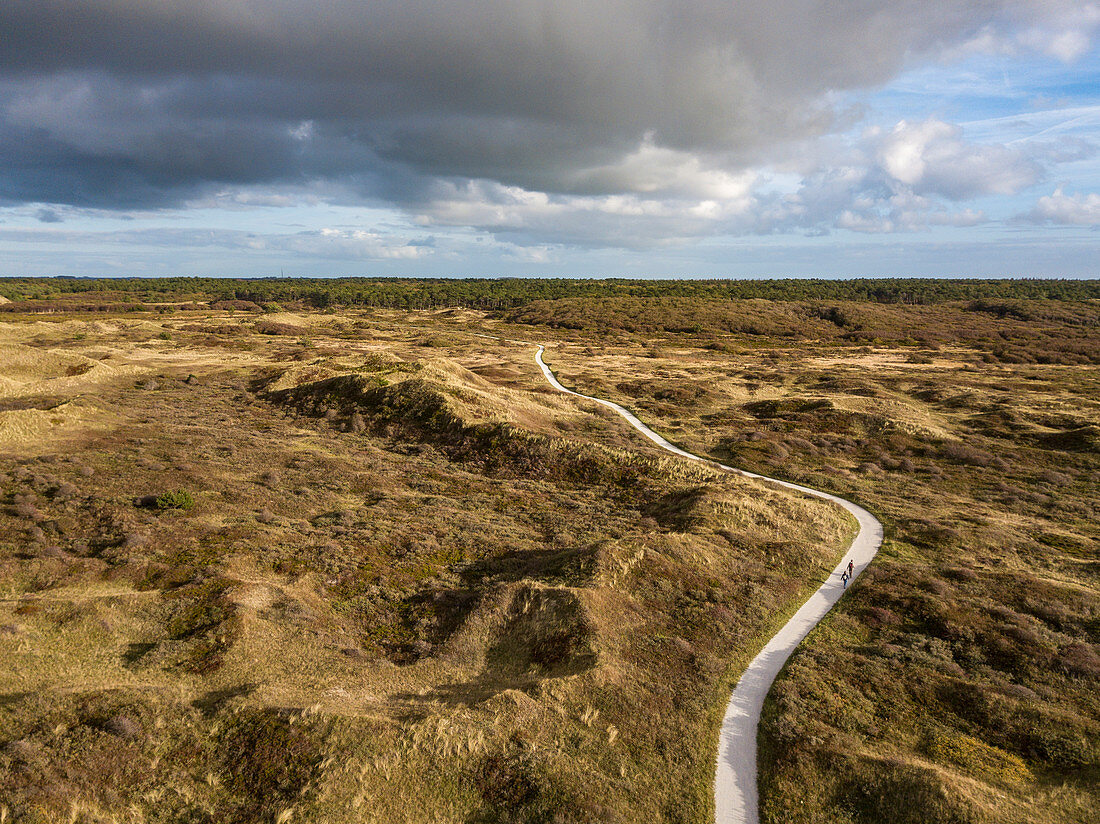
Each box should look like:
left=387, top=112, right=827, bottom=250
left=534, top=346, right=883, bottom=824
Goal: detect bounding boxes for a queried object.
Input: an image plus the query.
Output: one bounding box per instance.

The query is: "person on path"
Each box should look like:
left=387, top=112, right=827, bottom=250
left=848, top=559, right=854, bottom=577
left=842, top=571, right=848, bottom=588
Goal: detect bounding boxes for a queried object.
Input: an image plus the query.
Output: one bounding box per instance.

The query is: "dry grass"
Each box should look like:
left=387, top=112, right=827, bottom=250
left=497, top=298, right=1099, bottom=824
left=5, top=295, right=1095, bottom=822
left=0, top=307, right=853, bottom=823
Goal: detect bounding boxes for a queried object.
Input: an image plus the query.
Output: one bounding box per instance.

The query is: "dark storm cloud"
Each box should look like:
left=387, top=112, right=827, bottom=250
left=0, top=0, right=1094, bottom=210
left=34, top=207, right=62, bottom=223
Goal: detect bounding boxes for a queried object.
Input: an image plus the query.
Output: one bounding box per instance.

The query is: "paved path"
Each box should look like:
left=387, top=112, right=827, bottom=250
left=534, top=346, right=883, bottom=824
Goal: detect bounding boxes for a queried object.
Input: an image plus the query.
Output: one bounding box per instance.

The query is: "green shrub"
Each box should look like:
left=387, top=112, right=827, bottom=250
left=155, top=490, right=194, bottom=510
left=925, top=728, right=1032, bottom=785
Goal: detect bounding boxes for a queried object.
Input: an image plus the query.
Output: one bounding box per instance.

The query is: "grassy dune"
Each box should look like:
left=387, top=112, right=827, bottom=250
left=0, top=307, right=852, bottom=823
left=1, top=291, right=1095, bottom=823
left=511, top=297, right=1099, bottom=824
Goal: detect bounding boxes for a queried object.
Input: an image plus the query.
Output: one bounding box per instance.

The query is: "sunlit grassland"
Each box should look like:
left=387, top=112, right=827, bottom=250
left=0, top=305, right=852, bottom=823
left=508, top=297, right=1099, bottom=824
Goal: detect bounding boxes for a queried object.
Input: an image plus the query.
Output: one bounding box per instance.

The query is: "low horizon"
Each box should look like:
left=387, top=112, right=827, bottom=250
left=4, top=274, right=1100, bottom=283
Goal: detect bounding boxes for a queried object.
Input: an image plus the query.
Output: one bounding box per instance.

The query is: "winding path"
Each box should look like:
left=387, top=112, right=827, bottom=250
left=534, top=346, right=883, bottom=824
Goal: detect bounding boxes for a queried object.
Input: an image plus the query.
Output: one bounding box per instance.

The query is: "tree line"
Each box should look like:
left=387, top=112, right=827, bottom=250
left=2, top=276, right=1098, bottom=310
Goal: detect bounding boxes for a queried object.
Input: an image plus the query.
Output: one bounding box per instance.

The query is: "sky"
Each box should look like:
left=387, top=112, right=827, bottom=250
left=1, top=0, right=1098, bottom=279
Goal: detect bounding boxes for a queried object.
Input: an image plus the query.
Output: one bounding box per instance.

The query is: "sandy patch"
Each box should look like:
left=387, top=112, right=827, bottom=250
left=0, top=342, right=146, bottom=400
left=251, top=311, right=317, bottom=328
left=230, top=582, right=280, bottom=611
left=809, top=349, right=972, bottom=370
left=0, top=343, right=97, bottom=383
left=263, top=362, right=350, bottom=392
left=826, top=395, right=955, bottom=440
left=0, top=401, right=118, bottom=453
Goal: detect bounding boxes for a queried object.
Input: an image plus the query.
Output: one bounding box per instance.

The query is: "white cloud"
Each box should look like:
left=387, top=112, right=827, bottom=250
left=1016, top=4, right=1100, bottom=61
left=289, top=120, right=314, bottom=141
left=876, top=118, right=1041, bottom=198
left=508, top=244, right=558, bottom=263
left=186, top=188, right=317, bottom=209
left=414, top=179, right=757, bottom=248
left=568, top=134, right=758, bottom=200
left=410, top=129, right=1004, bottom=245
left=929, top=208, right=987, bottom=227
left=829, top=192, right=987, bottom=234
left=0, top=225, right=431, bottom=260
left=1024, top=187, right=1100, bottom=224
left=945, top=2, right=1100, bottom=61
left=281, top=229, right=429, bottom=259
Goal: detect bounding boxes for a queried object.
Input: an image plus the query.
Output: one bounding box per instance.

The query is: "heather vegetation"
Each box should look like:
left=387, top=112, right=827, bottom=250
left=0, top=282, right=1096, bottom=823
left=520, top=297, right=1099, bottom=824
left=0, top=299, right=850, bottom=823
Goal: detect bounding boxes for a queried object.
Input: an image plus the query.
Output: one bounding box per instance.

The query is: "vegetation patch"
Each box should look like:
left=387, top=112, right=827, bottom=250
left=486, top=585, right=598, bottom=678
left=154, top=489, right=195, bottom=510
left=216, top=708, right=326, bottom=822
left=924, top=728, right=1033, bottom=786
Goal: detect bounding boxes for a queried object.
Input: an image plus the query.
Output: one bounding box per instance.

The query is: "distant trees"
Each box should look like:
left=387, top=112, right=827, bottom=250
left=1, top=276, right=1098, bottom=310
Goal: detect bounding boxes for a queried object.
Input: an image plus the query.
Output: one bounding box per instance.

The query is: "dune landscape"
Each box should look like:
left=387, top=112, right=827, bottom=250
left=0, top=279, right=1095, bottom=823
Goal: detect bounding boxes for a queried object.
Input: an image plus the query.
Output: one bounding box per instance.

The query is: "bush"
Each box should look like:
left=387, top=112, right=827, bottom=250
left=256, top=320, right=309, bottom=336
left=1057, top=642, right=1100, bottom=678
left=474, top=750, right=541, bottom=808
left=925, top=729, right=1032, bottom=786
left=938, top=441, right=994, bottom=466
left=155, top=490, right=194, bottom=511
left=217, top=709, right=324, bottom=818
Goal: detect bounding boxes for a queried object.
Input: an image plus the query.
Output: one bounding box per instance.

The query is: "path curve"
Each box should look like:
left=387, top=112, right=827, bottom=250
left=534, top=346, right=883, bottom=824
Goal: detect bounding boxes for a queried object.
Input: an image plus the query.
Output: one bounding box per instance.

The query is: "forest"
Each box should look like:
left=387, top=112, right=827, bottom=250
left=2, top=276, right=1099, bottom=312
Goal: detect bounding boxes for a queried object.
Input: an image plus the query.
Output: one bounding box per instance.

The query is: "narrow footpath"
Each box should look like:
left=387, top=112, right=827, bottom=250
left=534, top=346, right=884, bottom=824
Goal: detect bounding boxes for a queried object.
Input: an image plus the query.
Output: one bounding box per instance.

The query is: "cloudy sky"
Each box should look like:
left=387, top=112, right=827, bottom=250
left=1, top=0, right=1098, bottom=278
